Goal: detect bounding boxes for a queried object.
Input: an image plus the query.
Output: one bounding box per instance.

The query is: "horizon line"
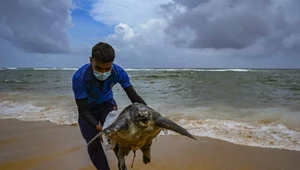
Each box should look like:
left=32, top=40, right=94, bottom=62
left=1, top=67, right=300, bottom=70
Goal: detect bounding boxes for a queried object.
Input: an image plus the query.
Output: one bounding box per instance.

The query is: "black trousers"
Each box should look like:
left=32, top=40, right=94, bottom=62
left=78, top=99, right=117, bottom=170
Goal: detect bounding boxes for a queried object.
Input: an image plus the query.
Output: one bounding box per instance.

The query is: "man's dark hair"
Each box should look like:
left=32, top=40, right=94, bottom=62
left=91, top=42, right=115, bottom=63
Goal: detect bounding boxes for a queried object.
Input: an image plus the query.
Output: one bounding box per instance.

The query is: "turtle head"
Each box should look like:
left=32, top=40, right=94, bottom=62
left=133, top=108, right=153, bottom=128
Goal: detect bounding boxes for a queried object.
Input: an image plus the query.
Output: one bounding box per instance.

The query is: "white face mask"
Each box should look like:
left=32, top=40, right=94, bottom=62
left=93, top=70, right=111, bottom=81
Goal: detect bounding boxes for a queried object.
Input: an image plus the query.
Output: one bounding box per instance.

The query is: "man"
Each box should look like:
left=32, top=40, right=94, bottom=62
left=72, top=42, right=146, bottom=170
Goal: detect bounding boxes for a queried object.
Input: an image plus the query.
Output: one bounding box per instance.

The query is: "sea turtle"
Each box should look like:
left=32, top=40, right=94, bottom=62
left=87, top=103, right=197, bottom=170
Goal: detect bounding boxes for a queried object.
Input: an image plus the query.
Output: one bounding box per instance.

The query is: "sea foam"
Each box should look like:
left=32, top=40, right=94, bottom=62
left=160, top=118, right=300, bottom=151
left=1, top=100, right=299, bottom=151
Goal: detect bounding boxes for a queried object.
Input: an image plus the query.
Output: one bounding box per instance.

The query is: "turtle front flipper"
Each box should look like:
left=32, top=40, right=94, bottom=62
left=102, top=114, right=130, bottom=137
left=155, top=116, right=197, bottom=140
left=86, top=131, right=103, bottom=147
left=140, top=141, right=152, bottom=164
left=86, top=116, right=129, bottom=147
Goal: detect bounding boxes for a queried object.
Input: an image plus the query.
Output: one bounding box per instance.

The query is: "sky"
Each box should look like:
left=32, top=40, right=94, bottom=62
left=0, top=0, right=300, bottom=68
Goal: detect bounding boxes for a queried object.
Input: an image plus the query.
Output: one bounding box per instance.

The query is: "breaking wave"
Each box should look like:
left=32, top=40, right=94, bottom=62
left=1, top=100, right=299, bottom=151
left=125, top=68, right=250, bottom=72
left=0, top=67, right=78, bottom=70
left=160, top=118, right=300, bottom=151
left=33, top=67, right=78, bottom=70
left=0, top=101, right=77, bottom=125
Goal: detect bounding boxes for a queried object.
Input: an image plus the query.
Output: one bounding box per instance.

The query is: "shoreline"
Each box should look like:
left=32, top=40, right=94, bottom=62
left=0, top=118, right=300, bottom=170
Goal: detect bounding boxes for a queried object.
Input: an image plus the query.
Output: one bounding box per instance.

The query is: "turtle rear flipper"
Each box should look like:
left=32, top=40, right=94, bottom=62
left=117, top=147, right=131, bottom=170
left=140, top=141, right=152, bottom=164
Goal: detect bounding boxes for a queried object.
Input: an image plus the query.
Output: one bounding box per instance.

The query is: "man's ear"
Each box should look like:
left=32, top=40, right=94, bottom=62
left=89, top=57, right=92, bottom=63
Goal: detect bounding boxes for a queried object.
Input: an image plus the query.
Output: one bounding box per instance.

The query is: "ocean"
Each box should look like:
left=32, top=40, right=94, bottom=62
left=0, top=67, right=300, bottom=151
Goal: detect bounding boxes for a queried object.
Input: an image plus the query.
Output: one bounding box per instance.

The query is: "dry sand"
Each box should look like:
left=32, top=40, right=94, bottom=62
left=0, top=119, right=299, bottom=170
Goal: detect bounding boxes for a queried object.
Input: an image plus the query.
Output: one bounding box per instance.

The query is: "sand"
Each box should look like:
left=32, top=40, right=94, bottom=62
left=0, top=119, right=299, bottom=170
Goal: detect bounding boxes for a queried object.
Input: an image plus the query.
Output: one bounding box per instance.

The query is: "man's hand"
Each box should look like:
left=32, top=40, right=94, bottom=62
left=96, top=124, right=103, bottom=132
left=96, top=124, right=103, bottom=143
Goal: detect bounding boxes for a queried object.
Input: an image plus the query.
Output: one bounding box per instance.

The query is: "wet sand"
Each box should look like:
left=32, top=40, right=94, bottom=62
left=0, top=119, right=299, bottom=170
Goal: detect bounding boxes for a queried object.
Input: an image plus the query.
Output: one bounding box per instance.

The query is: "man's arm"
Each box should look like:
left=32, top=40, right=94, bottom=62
left=124, top=85, right=147, bottom=105
left=75, top=98, right=98, bottom=127
left=75, top=98, right=103, bottom=131
left=72, top=73, right=102, bottom=131
left=118, top=68, right=147, bottom=105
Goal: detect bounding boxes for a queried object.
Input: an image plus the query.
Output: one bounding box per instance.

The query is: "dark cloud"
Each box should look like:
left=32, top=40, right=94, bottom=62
left=160, top=0, right=300, bottom=54
left=0, top=0, right=73, bottom=54
left=0, top=38, right=89, bottom=68
left=171, top=0, right=209, bottom=10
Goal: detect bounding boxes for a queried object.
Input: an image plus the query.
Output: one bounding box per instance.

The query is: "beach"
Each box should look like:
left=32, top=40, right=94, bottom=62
left=0, top=119, right=299, bottom=170
left=1, top=68, right=300, bottom=169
